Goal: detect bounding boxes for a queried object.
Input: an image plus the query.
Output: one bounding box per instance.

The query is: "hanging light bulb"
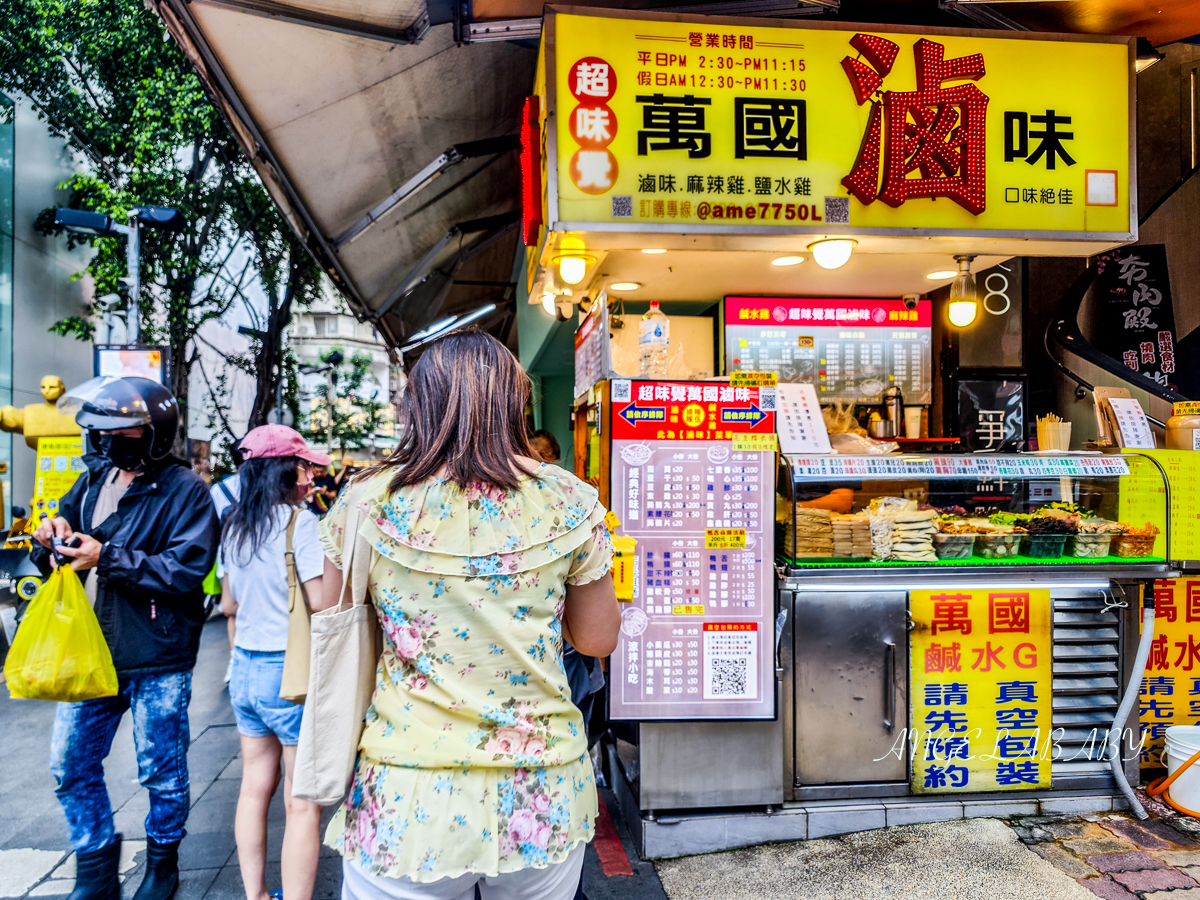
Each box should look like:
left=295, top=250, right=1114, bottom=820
left=541, top=291, right=556, bottom=317
left=807, top=239, right=856, bottom=269
left=558, top=256, right=587, bottom=285
left=947, top=254, right=979, bottom=328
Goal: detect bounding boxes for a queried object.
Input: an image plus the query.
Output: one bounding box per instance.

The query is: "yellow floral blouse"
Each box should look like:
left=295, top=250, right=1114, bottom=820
left=318, top=464, right=613, bottom=882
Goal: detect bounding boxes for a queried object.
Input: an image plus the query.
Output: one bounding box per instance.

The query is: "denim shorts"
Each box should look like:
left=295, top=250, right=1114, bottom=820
left=229, top=648, right=303, bottom=745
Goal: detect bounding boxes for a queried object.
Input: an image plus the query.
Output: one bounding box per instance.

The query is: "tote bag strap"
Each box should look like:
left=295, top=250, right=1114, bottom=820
left=284, top=509, right=305, bottom=612
left=336, top=480, right=375, bottom=611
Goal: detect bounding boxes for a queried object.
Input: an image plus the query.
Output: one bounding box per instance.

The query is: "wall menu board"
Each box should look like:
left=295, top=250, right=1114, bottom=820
left=573, top=296, right=610, bottom=400
left=910, top=588, right=1053, bottom=794
left=724, top=297, right=932, bottom=404
left=609, top=379, right=776, bottom=720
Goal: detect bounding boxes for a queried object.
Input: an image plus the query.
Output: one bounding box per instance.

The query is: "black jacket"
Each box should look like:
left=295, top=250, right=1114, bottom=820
left=31, top=454, right=220, bottom=677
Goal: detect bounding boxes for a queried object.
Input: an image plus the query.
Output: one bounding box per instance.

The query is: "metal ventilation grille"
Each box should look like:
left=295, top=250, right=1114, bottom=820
left=1050, top=595, right=1123, bottom=782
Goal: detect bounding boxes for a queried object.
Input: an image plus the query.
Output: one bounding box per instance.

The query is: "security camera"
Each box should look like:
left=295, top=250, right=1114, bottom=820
left=903, top=293, right=921, bottom=310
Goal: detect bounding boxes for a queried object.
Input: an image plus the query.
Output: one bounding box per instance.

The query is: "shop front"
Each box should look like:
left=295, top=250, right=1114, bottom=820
left=520, top=6, right=1191, bottom=858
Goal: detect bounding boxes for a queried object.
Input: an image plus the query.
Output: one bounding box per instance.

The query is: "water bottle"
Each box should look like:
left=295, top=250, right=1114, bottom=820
left=638, top=300, right=670, bottom=378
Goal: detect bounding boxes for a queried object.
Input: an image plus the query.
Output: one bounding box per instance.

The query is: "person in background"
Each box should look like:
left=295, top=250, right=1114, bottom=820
left=530, top=429, right=561, bottom=465
left=306, top=462, right=338, bottom=516
left=31, top=376, right=219, bottom=900
left=312, top=331, right=619, bottom=900
left=220, top=424, right=328, bottom=900
left=211, top=440, right=244, bottom=684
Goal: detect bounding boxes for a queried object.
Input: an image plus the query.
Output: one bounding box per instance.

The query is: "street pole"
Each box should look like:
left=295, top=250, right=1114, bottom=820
left=126, top=214, right=140, bottom=343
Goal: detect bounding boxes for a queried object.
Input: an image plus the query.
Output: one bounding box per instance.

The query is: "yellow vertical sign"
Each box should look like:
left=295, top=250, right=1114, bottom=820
left=1122, top=450, right=1200, bottom=561
left=1140, top=578, right=1200, bottom=769
left=32, top=435, right=86, bottom=523
left=910, top=588, right=1053, bottom=793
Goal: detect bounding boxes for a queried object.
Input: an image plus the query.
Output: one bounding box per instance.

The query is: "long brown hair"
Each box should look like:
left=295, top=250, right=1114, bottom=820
left=382, top=330, right=537, bottom=492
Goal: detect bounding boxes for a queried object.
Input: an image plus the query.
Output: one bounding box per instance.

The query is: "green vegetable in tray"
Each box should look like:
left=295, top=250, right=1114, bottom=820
left=988, top=512, right=1030, bottom=527
left=1045, top=502, right=1096, bottom=518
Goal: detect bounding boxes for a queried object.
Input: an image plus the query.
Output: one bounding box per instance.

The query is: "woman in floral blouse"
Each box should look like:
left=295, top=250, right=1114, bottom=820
left=314, top=331, right=619, bottom=900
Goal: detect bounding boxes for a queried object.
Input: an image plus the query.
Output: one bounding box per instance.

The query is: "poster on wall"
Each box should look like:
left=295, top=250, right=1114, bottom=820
left=1092, top=245, right=1178, bottom=392
left=951, top=370, right=1027, bottom=452
left=910, top=588, right=1053, bottom=793
left=608, top=379, right=776, bottom=720
left=725, top=297, right=932, bottom=404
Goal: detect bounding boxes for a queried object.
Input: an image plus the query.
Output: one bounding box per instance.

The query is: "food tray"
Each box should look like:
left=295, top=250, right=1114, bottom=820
left=976, top=534, right=1021, bottom=559
left=932, top=533, right=976, bottom=560
left=1021, top=534, right=1068, bottom=559
left=1113, top=534, right=1157, bottom=558
left=1068, top=534, right=1113, bottom=559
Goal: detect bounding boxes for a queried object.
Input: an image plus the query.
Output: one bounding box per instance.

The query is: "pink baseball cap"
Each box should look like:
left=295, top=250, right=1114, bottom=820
left=238, top=424, right=333, bottom=466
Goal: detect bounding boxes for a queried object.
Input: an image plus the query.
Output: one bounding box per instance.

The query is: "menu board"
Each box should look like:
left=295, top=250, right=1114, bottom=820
left=1121, top=450, right=1200, bottom=561
left=784, top=455, right=1131, bottom=480
left=724, top=297, right=932, bottom=404
left=33, top=435, right=86, bottom=521
left=609, top=379, right=776, bottom=721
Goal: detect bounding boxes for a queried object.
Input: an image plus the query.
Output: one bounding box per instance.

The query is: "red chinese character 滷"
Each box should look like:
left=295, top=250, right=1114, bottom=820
left=930, top=594, right=972, bottom=636
left=989, top=592, right=1030, bottom=634
left=1155, top=581, right=1178, bottom=624
left=841, top=35, right=988, bottom=215
left=1187, top=581, right=1200, bottom=623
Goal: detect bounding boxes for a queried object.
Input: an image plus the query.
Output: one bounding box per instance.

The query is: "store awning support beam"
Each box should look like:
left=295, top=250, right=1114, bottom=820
left=333, top=135, right=521, bottom=250
left=186, top=0, right=431, bottom=44
left=373, top=211, right=520, bottom=321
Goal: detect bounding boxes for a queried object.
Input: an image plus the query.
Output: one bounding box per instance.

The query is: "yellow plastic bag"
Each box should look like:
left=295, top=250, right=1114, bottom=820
left=4, top=565, right=118, bottom=701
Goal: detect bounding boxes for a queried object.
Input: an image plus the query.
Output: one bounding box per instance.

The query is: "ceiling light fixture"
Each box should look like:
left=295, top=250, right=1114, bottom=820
left=557, top=256, right=590, bottom=285
left=947, top=255, right=979, bottom=328
left=771, top=256, right=804, bottom=267
left=807, top=239, right=856, bottom=269
left=641, top=248, right=667, bottom=254
left=610, top=282, right=641, bottom=291
left=926, top=270, right=957, bottom=280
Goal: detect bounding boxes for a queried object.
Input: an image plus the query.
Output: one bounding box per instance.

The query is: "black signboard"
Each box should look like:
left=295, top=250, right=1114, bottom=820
left=951, top=369, right=1027, bottom=452
left=1093, top=244, right=1178, bottom=392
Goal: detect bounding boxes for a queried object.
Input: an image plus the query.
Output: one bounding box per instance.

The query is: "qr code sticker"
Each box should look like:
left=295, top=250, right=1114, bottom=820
left=759, top=387, right=776, bottom=410
left=824, top=196, right=850, bottom=225
left=612, top=195, right=633, bottom=218
left=709, top=658, right=749, bottom=696
left=612, top=379, right=632, bottom=403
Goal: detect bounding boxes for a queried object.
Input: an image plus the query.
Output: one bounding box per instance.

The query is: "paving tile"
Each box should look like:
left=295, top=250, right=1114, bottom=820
left=1028, top=842, right=1099, bottom=878
left=1110, top=867, right=1198, bottom=891
left=1077, top=876, right=1139, bottom=900
left=1139, top=818, right=1200, bottom=848
left=1100, top=817, right=1179, bottom=850
left=1159, top=851, right=1200, bottom=866
left=1063, top=837, right=1139, bottom=856
left=1183, top=866, right=1200, bottom=883
left=25, top=881, right=71, bottom=898
left=1047, top=822, right=1111, bottom=841
left=1143, top=889, right=1200, bottom=899
left=1085, top=850, right=1168, bottom=873
left=0, top=849, right=66, bottom=898
left=174, top=867, right=220, bottom=900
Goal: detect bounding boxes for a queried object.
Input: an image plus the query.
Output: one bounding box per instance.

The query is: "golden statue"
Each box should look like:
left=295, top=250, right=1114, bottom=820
left=0, top=376, right=82, bottom=449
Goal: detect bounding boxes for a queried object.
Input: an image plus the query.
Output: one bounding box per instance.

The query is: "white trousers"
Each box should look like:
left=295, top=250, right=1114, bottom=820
left=340, top=844, right=585, bottom=900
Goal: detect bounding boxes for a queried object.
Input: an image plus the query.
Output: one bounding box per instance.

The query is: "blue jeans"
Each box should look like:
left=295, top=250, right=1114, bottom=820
left=50, top=672, right=193, bottom=853
left=229, top=648, right=303, bottom=744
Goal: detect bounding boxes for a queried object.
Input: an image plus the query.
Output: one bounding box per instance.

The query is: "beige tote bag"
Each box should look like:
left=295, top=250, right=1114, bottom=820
left=279, top=510, right=311, bottom=704
left=292, top=481, right=380, bottom=806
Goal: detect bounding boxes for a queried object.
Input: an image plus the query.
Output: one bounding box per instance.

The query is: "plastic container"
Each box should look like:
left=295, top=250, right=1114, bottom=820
left=932, top=533, right=975, bottom=560
left=1113, top=533, right=1157, bottom=558
left=1166, top=401, right=1200, bottom=451
left=638, top=300, right=670, bottom=377
left=976, top=534, right=1021, bottom=559
left=1067, top=534, right=1113, bottom=559
left=1165, top=726, right=1200, bottom=812
left=1021, top=534, right=1067, bottom=559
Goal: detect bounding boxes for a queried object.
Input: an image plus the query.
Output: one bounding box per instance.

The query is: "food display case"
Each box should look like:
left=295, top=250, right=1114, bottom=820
left=777, top=453, right=1173, bottom=804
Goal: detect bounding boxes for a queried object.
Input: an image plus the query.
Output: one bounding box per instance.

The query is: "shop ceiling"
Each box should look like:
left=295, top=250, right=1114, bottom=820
left=151, top=0, right=1200, bottom=349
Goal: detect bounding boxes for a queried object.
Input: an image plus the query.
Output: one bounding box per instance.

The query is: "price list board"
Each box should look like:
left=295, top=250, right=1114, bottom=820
left=609, top=380, right=776, bottom=721
left=784, top=455, right=1130, bottom=481
left=724, top=297, right=932, bottom=404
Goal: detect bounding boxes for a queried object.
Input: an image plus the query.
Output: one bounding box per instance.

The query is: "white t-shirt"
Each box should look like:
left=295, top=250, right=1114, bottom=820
left=223, top=505, right=323, bottom=651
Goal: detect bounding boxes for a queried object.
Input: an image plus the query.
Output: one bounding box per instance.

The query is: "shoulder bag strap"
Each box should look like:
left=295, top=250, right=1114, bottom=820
left=284, top=509, right=304, bottom=612
left=337, top=480, right=374, bottom=611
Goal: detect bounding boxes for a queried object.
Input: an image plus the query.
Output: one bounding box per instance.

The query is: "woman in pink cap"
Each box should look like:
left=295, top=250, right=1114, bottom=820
left=220, top=424, right=331, bottom=900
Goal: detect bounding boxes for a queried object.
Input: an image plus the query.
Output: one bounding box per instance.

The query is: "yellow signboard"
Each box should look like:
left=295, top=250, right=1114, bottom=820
left=705, top=527, right=746, bottom=549
left=33, top=435, right=86, bottom=522
left=547, top=11, right=1132, bottom=239
left=731, top=432, right=778, bottom=452
left=1120, top=450, right=1200, bottom=561
left=910, top=588, right=1053, bottom=793
left=730, top=371, right=778, bottom=387
left=1140, top=578, right=1200, bottom=769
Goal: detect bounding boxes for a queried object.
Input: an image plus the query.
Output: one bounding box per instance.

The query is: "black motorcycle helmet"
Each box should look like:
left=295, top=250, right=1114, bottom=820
left=58, top=376, right=180, bottom=462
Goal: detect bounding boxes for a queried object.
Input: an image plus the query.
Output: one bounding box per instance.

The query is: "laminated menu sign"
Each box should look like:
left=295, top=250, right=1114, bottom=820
left=609, top=379, right=775, bottom=720
left=910, top=589, right=1053, bottom=794
left=785, top=455, right=1130, bottom=480
left=724, top=296, right=932, bottom=403
left=573, top=298, right=610, bottom=399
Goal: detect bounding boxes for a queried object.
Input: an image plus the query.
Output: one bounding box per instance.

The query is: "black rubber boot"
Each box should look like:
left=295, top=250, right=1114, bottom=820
left=67, top=836, right=122, bottom=900
left=131, top=837, right=180, bottom=900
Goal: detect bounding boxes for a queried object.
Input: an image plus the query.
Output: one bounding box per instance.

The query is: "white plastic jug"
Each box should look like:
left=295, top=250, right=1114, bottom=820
left=1164, top=725, right=1200, bottom=811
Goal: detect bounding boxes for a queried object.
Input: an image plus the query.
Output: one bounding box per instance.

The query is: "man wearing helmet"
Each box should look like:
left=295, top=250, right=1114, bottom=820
left=30, top=376, right=220, bottom=900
